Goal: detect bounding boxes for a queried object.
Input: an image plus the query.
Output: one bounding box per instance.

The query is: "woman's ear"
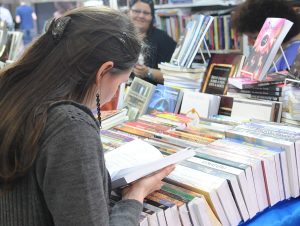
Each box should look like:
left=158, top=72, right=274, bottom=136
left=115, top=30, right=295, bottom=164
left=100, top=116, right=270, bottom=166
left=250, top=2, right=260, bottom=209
left=95, top=61, right=114, bottom=86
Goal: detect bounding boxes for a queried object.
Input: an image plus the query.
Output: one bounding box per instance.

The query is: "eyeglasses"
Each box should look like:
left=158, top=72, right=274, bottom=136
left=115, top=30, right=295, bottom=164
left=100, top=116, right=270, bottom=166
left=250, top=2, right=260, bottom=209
left=131, top=9, right=152, bottom=16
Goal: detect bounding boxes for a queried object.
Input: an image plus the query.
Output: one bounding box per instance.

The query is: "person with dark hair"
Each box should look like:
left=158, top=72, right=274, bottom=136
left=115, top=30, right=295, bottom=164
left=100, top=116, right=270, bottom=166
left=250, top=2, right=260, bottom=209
left=128, top=0, right=176, bottom=85
left=232, top=0, right=300, bottom=72
left=0, top=7, right=174, bottom=226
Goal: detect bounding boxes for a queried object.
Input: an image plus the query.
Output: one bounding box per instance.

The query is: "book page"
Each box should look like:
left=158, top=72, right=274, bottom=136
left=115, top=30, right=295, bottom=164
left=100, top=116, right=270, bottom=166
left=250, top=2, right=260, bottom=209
left=105, top=139, right=163, bottom=179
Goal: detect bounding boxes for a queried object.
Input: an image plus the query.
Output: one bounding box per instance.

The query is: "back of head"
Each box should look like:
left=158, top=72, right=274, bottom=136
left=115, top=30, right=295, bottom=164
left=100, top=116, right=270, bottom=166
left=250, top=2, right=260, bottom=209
left=232, top=0, right=300, bottom=42
left=0, top=6, right=141, bottom=187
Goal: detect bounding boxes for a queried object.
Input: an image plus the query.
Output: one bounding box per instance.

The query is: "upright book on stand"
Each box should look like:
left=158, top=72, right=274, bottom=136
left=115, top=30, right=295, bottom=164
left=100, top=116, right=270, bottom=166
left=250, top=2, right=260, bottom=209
left=123, top=77, right=156, bottom=119
left=171, top=15, right=213, bottom=68
left=229, top=18, right=293, bottom=89
left=241, top=17, right=293, bottom=81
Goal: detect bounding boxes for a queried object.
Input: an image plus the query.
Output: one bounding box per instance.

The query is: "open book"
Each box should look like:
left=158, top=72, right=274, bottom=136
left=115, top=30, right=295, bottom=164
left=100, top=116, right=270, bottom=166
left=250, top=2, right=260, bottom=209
left=105, top=139, right=196, bottom=189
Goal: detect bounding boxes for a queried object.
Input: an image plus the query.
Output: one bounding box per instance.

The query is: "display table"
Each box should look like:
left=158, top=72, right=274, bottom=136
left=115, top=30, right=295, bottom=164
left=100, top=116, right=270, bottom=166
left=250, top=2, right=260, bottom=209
left=240, top=197, right=300, bottom=226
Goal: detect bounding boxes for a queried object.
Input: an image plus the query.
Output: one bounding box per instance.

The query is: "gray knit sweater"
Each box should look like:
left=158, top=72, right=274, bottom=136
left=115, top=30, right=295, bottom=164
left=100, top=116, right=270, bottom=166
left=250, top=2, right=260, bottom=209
left=0, top=101, right=143, bottom=226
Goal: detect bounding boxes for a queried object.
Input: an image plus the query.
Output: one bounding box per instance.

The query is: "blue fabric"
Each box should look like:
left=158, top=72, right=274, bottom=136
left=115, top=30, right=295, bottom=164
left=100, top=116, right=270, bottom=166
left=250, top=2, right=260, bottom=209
left=240, top=197, right=300, bottom=226
left=16, top=5, right=34, bottom=30
left=269, top=40, right=300, bottom=72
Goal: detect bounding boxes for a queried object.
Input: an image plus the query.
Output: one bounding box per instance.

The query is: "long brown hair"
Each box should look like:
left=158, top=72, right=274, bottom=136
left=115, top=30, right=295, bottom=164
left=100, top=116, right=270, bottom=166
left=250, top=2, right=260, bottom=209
left=0, top=7, right=141, bottom=186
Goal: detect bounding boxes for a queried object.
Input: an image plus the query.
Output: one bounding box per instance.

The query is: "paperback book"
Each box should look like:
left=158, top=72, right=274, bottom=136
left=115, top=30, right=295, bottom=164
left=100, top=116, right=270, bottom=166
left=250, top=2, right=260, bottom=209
left=241, top=18, right=293, bottom=81
left=104, top=139, right=195, bottom=189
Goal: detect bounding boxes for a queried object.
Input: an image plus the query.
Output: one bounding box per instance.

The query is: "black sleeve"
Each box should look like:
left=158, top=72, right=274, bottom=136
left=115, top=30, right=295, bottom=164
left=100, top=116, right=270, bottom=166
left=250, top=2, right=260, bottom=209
left=156, top=30, right=177, bottom=64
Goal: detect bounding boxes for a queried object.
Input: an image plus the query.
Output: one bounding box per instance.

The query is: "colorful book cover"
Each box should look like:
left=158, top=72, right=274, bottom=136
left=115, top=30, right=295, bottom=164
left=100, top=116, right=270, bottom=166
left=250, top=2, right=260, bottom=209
left=146, top=84, right=183, bottom=114
left=229, top=71, right=287, bottom=89
left=242, top=18, right=293, bottom=81
left=150, top=111, right=193, bottom=125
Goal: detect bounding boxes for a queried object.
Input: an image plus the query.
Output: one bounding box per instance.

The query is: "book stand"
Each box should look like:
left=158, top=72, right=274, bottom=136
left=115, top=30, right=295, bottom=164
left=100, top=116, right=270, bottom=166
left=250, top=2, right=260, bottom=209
left=272, top=46, right=291, bottom=73
left=198, top=39, right=211, bottom=65
left=285, top=78, right=300, bottom=87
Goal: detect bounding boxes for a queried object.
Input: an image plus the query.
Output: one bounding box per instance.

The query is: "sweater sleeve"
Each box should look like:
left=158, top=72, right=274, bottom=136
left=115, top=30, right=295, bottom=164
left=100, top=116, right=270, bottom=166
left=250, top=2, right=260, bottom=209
left=35, top=106, right=142, bottom=226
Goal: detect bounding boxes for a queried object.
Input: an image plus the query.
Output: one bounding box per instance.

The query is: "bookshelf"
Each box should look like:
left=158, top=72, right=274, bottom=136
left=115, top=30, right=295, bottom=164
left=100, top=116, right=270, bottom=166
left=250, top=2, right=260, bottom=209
left=154, top=0, right=243, bottom=9
left=154, top=2, right=245, bottom=54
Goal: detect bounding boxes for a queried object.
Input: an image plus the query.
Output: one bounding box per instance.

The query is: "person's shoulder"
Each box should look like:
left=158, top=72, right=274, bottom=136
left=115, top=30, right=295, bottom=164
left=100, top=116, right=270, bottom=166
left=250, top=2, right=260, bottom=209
left=47, top=100, right=99, bottom=131
left=149, top=27, right=176, bottom=45
left=150, top=27, right=171, bottom=38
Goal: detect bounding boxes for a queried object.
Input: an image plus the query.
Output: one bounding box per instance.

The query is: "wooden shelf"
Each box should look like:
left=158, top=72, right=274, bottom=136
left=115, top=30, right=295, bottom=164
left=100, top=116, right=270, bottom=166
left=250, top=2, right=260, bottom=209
left=203, top=49, right=242, bottom=54
left=154, top=0, right=243, bottom=9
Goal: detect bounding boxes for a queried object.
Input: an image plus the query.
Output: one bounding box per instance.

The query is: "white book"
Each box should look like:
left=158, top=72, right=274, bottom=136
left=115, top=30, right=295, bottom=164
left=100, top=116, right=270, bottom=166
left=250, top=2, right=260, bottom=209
left=197, top=147, right=260, bottom=214
left=185, top=157, right=250, bottom=221
left=186, top=15, right=214, bottom=68
left=175, top=20, right=198, bottom=66
left=143, top=203, right=167, bottom=226
left=226, top=127, right=299, bottom=198
left=213, top=139, right=281, bottom=207
left=206, top=143, right=268, bottom=212
left=221, top=137, right=286, bottom=201
left=231, top=98, right=279, bottom=122
left=178, top=204, right=193, bottom=226
left=168, top=165, right=239, bottom=226
left=140, top=212, right=149, bottom=226
left=143, top=208, right=159, bottom=226
left=187, top=199, right=202, bottom=226
left=180, top=91, right=211, bottom=119
left=194, top=151, right=258, bottom=218
left=180, top=15, right=205, bottom=67
left=192, top=197, right=212, bottom=226
left=105, top=139, right=196, bottom=189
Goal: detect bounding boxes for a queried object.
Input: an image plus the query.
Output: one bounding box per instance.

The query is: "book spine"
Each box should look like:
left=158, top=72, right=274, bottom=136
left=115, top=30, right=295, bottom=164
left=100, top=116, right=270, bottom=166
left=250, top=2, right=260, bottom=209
left=250, top=94, right=283, bottom=101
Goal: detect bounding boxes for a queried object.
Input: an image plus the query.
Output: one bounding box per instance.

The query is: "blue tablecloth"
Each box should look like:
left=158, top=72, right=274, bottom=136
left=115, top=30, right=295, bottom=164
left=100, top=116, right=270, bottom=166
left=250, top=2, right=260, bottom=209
left=240, top=197, right=300, bottom=226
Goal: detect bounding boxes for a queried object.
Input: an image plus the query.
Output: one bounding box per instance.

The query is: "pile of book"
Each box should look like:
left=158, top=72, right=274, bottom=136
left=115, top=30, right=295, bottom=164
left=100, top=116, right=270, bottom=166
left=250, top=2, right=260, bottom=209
left=281, top=79, right=300, bottom=126
left=159, top=62, right=206, bottom=91
left=101, top=112, right=300, bottom=226
left=227, top=72, right=285, bottom=101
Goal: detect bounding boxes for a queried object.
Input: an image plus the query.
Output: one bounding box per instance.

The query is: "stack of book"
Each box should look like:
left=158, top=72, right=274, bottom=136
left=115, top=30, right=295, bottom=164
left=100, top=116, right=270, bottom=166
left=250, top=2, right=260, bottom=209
left=159, top=62, right=206, bottom=91
left=97, top=108, right=128, bottom=130
left=100, top=111, right=300, bottom=226
left=227, top=72, right=286, bottom=101
left=281, top=80, right=300, bottom=126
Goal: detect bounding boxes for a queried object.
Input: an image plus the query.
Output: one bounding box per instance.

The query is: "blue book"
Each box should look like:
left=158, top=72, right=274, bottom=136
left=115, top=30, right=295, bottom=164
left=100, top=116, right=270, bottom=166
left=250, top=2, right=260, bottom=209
left=146, top=84, right=183, bottom=114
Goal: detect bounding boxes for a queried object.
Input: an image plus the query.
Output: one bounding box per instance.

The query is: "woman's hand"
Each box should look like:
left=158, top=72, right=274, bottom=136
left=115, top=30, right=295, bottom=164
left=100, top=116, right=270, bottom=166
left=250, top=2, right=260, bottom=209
left=133, top=64, right=149, bottom=78
left=122, top=164, right=175, bottom=203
